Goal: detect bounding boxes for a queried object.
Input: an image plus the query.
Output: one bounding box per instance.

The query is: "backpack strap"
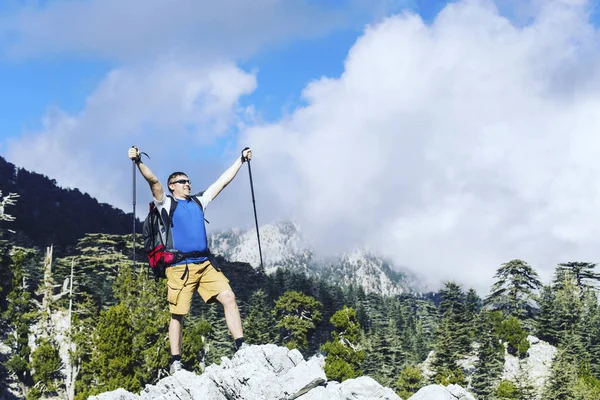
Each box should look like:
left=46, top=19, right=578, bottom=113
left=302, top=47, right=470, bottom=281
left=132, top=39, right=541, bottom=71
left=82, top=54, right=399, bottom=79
left=168, top=195, right=178, bottom=226
left=190, top=194, right=210, bottom=224
left=154, top=195, right=178, bottom=249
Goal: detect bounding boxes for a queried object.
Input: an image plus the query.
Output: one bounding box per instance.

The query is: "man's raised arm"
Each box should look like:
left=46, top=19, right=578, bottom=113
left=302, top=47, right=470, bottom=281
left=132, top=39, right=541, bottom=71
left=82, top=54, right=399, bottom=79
left=204, top=148, right=252, bottom=202
left=128, top=146, right=165, bottom=202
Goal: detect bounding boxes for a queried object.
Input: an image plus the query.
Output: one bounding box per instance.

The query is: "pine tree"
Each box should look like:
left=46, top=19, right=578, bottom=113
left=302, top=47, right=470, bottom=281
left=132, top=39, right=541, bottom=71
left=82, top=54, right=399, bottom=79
left=512, top=363, right=538, bottom=400
left=5, top=320, right=33, bottom=397
left=266, top=268, right=287, bottom=301
left=542, top=349, right=578, bottom=400
left=87, top=304, right=140, bottom=397
left=573, top=374, right=600, bottom=399
left=359, top=293, right=385, bottom=333
left=181, top=317, right=211, bottom=373
left=55, top=233, right=133, bottom=308
left=71, top=293, right=99, bottom=400
left=580, top=291, right=600, bottom=378
left=553, top=278, right=583, bottom=347
left=351, top=286, right=369, bottom=332
left=30, top=337, right=62, bottom=396
left=471, top=311, right=504, bottom=398
left=554, top=262, right=600, bottom=294
left=321, top=306, right=365, bottom=382
left=414, top=298, right=438, bottom=361
left=496, top=316, right=530, bottom=358
left=430, top=318, right=466, bottom=386
left=311, top=280, right=346, bottom=354
left=396, top=365, right=424, bottom=399
left=2, top=247, right=38, bottom=397
left=536, top=285, right=558, bottom=345
left=274, top=291, right=322, bottom=351
left=400, top=320, right=425, bottom=367
left=485, top=259, right=542, bottom=329
left=465, top=289, right=481, bottom=340
left=429, top=282, right=475, bottom=385
left=379, top=318, right=407, bottom=385
left=441, top=282, right=472, bottom=354
left=243, top=289, right=278, bottom=345
left=360, top=296, right=415, bottom=387
left=204, top=305, right=234, bottom=365
left=113, top=266, right=171, bottom=384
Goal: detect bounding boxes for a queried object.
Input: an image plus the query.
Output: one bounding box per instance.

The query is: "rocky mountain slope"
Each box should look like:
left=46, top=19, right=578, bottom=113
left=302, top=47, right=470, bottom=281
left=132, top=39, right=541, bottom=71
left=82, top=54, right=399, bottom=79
left=421, top=335, right=556, bottom=399
left=208, top=222, right=423, bottom=296
left=2, top=312, right=557, bottom=400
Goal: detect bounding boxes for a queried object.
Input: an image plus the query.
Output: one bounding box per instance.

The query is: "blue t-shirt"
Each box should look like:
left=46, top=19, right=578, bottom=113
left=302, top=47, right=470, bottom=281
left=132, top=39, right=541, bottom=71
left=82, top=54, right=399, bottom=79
left=171, top=199, right=209, bottom=264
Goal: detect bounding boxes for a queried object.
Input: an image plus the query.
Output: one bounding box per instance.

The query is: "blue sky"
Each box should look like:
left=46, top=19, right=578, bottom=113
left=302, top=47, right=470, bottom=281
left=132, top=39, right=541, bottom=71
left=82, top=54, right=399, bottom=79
left=0, top=0, right=447, bottom=148
left=3, top=0, right=600, bottom=291
left=0, top=58, right=109, bottom=141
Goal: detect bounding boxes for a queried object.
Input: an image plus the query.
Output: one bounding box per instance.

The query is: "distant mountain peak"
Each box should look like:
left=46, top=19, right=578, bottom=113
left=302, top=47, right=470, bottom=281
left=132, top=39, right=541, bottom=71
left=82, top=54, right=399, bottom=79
left=209, top=221, right=423, bottom=296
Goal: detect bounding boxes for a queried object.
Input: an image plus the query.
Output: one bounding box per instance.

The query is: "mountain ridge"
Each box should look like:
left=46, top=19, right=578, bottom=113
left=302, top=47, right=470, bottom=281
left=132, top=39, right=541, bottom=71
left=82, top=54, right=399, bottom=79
left=208, top=221, right=425, bottom=296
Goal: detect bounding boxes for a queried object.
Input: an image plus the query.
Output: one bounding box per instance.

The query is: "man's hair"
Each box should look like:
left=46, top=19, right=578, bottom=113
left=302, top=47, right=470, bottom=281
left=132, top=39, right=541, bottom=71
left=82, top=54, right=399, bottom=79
left=167, top=171, right=188, bottom=193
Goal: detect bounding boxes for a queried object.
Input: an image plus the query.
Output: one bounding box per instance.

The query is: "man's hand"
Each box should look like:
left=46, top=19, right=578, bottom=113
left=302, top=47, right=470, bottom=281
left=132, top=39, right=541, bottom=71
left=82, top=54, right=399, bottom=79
left=129, top=146, right=163, bottom=200
left=128, top=146, right=141, bottom=162
left=241, top=147, right=252, bottom=163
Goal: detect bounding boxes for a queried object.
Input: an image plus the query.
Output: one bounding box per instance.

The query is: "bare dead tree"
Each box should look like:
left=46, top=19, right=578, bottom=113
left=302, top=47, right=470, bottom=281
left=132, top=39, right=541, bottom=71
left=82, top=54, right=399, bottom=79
left=0, top=191, right=20, bottom=234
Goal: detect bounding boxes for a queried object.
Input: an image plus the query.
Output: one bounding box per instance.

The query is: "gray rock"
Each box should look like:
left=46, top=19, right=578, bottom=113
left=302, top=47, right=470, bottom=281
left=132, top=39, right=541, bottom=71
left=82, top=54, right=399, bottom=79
left=296, top=376, right=401, bottom=400
left=90, top=388, right=140, bottom=400
left=502, top=335, right=556, bottom=399
left=139, top=371, right=226, bottom=400
left=408, top=384, right=475, bottom=400
left=408, top=385, right=456, bottom=400
left=446, top=384, right=476, bottom=400
left=338, top=376, right=401, bottom=399
left=294, top=386, right=331, bottom=400
left=89, top=344, right=396, bottom=400
left=279, top=354, right=327, bottom=398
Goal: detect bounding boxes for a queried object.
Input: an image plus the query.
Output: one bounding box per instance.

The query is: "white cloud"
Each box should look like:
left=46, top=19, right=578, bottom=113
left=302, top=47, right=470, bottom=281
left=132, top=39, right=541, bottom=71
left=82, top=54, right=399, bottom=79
left=239, top=0, right=600, bottom=294
left=5, top=60, right=257, bottom=216
left=4, top=0, right=600, bottom=295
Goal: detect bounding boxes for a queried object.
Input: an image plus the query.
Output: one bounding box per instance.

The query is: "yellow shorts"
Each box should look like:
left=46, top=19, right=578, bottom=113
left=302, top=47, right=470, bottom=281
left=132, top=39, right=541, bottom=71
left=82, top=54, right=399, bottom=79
left=165, top=260, right=232, bottom=315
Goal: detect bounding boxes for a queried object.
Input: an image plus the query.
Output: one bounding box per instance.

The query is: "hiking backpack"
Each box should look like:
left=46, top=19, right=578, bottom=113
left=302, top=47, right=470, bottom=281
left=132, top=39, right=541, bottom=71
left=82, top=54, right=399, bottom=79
left=142, top=194, right=209, bottom=280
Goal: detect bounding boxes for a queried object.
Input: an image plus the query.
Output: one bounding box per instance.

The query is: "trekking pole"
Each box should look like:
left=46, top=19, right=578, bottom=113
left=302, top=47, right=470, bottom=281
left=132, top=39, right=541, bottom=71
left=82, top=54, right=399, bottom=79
left=246, top=156, right=264, bottom=271
left=131, top=146, right=149, bottom=275
left=132, top=148, right=137, bottom=272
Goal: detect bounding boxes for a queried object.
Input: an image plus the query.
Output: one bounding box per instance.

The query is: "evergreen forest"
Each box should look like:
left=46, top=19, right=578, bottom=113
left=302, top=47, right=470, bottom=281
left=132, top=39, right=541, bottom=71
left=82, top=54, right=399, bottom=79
left=1, top=157, right=600, bottom=400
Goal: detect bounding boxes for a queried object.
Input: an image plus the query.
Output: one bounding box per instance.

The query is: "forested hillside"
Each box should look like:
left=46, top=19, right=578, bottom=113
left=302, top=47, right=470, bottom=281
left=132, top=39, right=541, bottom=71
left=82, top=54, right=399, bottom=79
left=1, top=230, right=600, bottom=399
left=0, top=156, right=139, bottom=256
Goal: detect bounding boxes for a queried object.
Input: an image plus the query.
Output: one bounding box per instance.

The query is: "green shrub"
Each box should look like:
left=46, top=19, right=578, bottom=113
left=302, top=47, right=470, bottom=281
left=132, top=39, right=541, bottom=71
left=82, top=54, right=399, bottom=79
left=497, top=379, right=519, bottom=399
left=496, top=317, right=529, bottom=358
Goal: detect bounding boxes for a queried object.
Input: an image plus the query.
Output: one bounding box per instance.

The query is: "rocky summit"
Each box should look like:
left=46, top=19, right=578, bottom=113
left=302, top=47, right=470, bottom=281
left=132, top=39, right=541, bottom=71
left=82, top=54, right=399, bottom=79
left=88, top=344, right=472, bottom=400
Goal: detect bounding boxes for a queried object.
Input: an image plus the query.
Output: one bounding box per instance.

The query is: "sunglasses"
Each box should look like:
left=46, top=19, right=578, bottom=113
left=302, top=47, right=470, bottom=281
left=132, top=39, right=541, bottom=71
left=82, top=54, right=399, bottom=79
left=170, top=179, right=191, bottom=185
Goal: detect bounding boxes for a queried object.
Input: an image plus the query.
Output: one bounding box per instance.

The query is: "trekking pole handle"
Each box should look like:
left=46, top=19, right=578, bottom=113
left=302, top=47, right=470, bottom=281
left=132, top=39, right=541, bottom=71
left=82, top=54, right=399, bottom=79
left=241, top=147, right=251, bottom=163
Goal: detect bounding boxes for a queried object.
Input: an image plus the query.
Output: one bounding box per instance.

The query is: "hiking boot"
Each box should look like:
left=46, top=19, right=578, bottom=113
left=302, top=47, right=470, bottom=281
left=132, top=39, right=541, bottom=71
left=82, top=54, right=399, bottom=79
left=170, top=360, right=184, bottom=375
left=235, top=342, right=248, bottom=353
